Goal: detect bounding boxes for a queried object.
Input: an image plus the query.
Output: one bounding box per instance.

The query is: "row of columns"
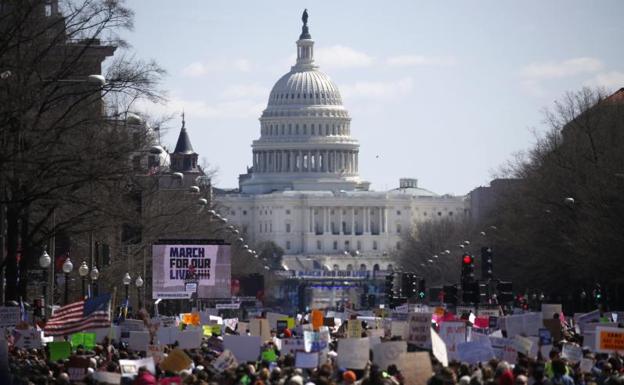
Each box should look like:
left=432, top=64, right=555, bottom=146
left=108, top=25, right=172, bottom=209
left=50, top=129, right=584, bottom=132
left=304, top=207, right=388, bottom=235
left=253, top=149, right=358, bottom=174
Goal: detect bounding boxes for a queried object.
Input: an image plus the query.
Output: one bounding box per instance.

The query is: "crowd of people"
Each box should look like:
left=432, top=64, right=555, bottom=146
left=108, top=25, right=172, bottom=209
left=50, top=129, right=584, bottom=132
left=4, top=308, right=624, bottom=385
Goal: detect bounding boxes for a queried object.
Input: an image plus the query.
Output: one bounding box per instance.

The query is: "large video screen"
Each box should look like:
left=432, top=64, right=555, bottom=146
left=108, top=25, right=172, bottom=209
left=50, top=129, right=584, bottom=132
left=152, top=240, right=231, bottom=299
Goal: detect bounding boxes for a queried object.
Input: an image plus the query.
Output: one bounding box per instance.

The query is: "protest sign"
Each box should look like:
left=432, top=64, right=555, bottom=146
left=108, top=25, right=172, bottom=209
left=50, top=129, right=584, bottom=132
left=224, top=318, right=238, bottom=331
left=399, top=352, right=433, bottom=385
left=48, top=341, right=72, bottom=361
left=89, top=327, right=118, bottom=343
left=147, top=344, right=164, bottom=364
left=12, top=328, right=42, bottom=349
left=540, top=345, right=553, bottom=358
left=266, top=312, right=289, bottom=330
left=224, top=335, right=262, bottom=363
left=490, top=337, right=517, bottom=363
left=576, top=310, right=601, bottom=333
left=92, top=372, right=122, bottom=385
left=539, top=328, right=552, bottom=345
left=543, top=319, right=562, bottom=342
left=261, top=348, right=278, bottom=362
left=580, top=358, right=594, bottom=373
left=281, top=338, right=305, bottom=355
left=212, top=350, right=238, bottom=372
left=430, top=330, right=448, bottom=367
left=439, top=321, right=466, bottom=361
left=347, top=320, right=362, bottom=338
left=277, top=320, right=288, bottom=334
left=0, top=307, right=20, bottom=328
left=337, top=338, right=370, bottom=370
left=373, top=341, right=407, bottom=371
left=295, top=352, right=319, bottom=368
left=120, top=319, right=145, bottom=343
left=562, top=343, right=583, bottom=363
left=156, top=326, right=177, bottom=345
left=119, top=357, right=156, bottom=377
left=250, top=318, right=271, bottom=342
left=408, top=312, right=432, bottom=348
left=128, top=331, right=150, bottom=352
left=181, top=312, right=200, bottom=326
left=457, top=340, right=495, bottom=364
left=160, top=348, right=192, bottom=372
left=68, top=356, right=90, bottom=382
left=391, top=321, right=408, bottom=339
left=523, top=313, right=542, bottom=336
left=177, top=328, right=202, bottom=350
left=542, top=304, right=563, bottom=320
left=513, top=335, right=533, bottom=357
left=70, top=332, right=96, bottom=349
left=595, top=326, right=624, bottom=353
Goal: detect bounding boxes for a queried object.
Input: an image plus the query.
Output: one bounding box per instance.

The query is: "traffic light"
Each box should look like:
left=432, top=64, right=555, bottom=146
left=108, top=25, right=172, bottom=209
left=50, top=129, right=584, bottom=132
left=385, top=273, right=396, bottom=308
left=443, top=285, right=458, bottom=305
left=496, top=281, right=514, bottom=303
left=481, top=247, right=493, bottom=280
left=594, top=284, right=603, bottom=304
left=418, top=279, right=426, bottom=300
left=461, top=253, right=475, bottom=284
left=462, top=281, right=479, bottom=303
left=401, top=272, right=418, bottom=300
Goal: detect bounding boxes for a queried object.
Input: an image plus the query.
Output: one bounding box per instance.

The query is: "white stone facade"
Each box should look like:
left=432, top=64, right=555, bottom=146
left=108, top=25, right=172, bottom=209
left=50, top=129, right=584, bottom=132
left=216, top=17, right=467, bottom=267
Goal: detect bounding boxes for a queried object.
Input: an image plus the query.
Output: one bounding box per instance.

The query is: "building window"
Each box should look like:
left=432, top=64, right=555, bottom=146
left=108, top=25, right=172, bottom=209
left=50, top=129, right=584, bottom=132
left=333, top=264, right=339, bottom=271
left=269, top=223, right=272, bottom=232
left=286, top=241, right=291, bottom=250
left=396, top=224, right=401, bottom=234
left=286, top=223, right=291, bottom=233
left=346, top=264, right=353, bottom=271
left=333, top=241, right=338, bottom=250
left=259, top=223, right=262, bottom=233
left=359, top=264, right=367, bottom=271
left=373, top=241, right=378, bottom=250
left=231, top=210, right=235, bottom=216
left=345, top=240, right=350, bottom=250
left=243, top=210, right=247, bottom=215
left=396, top=210, right=401, bottom=215
left=357, top=241, right=361, bottom=250
left=423, top=212, right=427, bottom=217
left=438, top=212, right=442, bottom=216
left=317, top=240, right=322, bottom=250
left=286, top=209, right=291, bottom=215
left=449, top=211, right=453, bottom=216
left=387, top=264, right=394, bottom=271
left=396, top=241, right=401, bottom=250
left=373, top=264, right=380, bottom=272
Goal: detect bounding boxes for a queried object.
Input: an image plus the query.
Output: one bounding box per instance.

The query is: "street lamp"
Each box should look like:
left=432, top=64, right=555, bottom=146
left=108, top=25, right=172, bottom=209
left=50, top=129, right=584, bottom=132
left=123, top=272, right=131, bottom=301
left=135, top=275, right=144, bottom=310
left=79, top=261, right=89, bottom=298
left=62, top=257, right=73, bottom=304
left=39, top=250, right=51, bottom=314
left=90, top=266, right=99, bottom=297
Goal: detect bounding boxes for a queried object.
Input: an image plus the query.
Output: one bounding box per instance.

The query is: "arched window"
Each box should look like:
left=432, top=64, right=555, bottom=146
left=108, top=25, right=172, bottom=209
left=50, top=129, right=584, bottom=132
left=333, top=264, right=339, bottom=271
left=359, top=264, right=367, bottom=271
left=373, top=264, right=380, bottom=271
left=387, top=264, right=394, bottom=271
left=346, top=264, right=353, bottom=271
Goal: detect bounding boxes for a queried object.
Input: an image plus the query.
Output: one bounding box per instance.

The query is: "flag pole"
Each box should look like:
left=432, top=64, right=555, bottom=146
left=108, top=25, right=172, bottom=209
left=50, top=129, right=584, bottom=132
left=108, top=286, right=117, bottom=341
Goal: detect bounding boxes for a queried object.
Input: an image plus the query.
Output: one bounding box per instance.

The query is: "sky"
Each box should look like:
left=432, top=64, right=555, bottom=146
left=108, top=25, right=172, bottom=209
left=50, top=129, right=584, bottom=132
left=123, top=1, right=624, bottom=195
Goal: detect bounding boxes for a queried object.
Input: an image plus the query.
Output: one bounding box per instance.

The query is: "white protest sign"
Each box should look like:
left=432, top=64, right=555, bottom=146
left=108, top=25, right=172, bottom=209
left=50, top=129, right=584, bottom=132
left=12, top=328, right=42, bottom=349
left=513, top=335, right=533, bottom=356
left=580, top=358, right=594, bottom=373
left=399, top=352, right=433, bottom=385
left=522, top=313, right=542, bottom=336
left=583, top=331, right=596, bottom=351
left=119, top=357, right=155, bottom=377
left=177, top=329, right=202, bottom=350
left=92, top=372, right=122, bottom=384
left=281, top=338, right=305, bottom=355
left=503, top=315, right=524, bottom=338
left=0, top=307, right=20, bottom=328
left=373, top=341, right=407, bottom=371
left=391, top=321, right=408, bottom=339
left=223, top=335, right=261, bottom=363
left=337, top=338, right=370, bottom=370
left=87, top=327, right=119, bottom=343
left=156, top=326, right=177, bottom=345
left=562, top=343, right=583, bottom=364
left=267, top=312, right=289, bottom=330
left=576, top=310, right=601, bottom=333
left=224, top=318, right=238, bottom=332
left=295, top=352, right=319, bottom=368
left=540, top=344, right=552, bottom=358
left=439, top=321, right=466, bottom=362
left=249, top=318, right=271, bottom=342
left=212, top=350, right=238, bottom=372
left=457, top=340, right=495, bottom=364
left=238, top=321, right=249, bottom=334
left=431, top=329, right=449, bottom=367
left=128, top=331, right=150, bottom=352
left=490, top=337, right=517, bottom=364
left=542, top=304, right=563, bottom=320
left=408, top=312, right=432, bottom=348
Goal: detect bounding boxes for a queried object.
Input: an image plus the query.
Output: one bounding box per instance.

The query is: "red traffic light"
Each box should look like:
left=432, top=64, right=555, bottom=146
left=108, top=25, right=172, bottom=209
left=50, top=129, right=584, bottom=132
left=462, top=254, right=473, bottom=265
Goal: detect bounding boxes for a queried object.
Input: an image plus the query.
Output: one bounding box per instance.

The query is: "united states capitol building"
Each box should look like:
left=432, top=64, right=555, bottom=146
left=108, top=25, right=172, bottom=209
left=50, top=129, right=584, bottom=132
left=215, top=11, right=468, bottom=275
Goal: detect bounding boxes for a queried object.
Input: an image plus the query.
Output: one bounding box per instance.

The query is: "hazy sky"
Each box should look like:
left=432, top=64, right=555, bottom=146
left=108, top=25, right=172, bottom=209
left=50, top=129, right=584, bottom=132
left=125, top=1, right=623, bottom=195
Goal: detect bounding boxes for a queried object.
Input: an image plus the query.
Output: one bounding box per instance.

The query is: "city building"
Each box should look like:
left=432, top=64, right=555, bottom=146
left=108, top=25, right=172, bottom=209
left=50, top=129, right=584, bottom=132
left=212, top=11, right=467, bottom=308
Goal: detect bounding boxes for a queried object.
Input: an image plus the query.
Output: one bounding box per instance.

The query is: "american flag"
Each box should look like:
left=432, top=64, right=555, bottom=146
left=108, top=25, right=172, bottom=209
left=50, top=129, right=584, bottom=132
left=43, top=294, right=111, bottom=336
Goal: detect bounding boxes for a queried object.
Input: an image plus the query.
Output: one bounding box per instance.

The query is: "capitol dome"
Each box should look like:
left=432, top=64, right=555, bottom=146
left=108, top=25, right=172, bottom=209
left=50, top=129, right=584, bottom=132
left=239, top=10, right=368, bottom=194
